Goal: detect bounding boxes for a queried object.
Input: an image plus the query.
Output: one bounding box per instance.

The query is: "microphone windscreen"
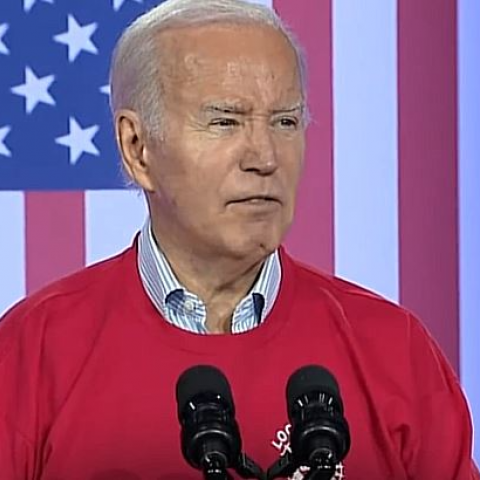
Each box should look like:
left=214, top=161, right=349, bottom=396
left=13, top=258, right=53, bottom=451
left=176, top=365, right=234, bottom=418
left=286, top=365, right=342, bottom=417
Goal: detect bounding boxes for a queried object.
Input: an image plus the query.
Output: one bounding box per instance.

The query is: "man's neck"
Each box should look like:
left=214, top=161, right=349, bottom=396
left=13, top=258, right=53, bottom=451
left=151, top=227, right=266, bottom=333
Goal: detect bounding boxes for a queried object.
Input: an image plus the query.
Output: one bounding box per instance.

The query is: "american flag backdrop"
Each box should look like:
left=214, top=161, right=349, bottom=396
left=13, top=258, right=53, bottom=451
left=0, top=0, right=479, bottom=460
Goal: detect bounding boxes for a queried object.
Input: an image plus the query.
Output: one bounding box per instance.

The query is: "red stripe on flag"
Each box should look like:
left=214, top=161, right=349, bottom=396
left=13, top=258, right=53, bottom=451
left=274, top=0, right=334, bottom=274
left=25, top=192, right=86, bottom=295
left=398, top=2, right=459, bottom=371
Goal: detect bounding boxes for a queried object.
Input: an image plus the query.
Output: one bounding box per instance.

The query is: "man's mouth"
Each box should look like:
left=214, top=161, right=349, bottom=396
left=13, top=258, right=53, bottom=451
left=229, top=195, right=280, bottom=204
left=227, top=196, right=282, bottom=213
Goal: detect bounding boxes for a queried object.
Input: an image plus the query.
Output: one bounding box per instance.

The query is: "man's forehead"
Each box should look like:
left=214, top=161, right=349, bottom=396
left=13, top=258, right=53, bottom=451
left=158, top=21, right=285, bottom=43
left=156, top=22, right=302, bottom=106
left=157, top=22, right=296, bottom=69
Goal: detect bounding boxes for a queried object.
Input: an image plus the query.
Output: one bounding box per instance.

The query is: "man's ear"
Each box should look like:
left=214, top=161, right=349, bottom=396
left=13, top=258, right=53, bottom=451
left=115, top=109, right=156, bottom=192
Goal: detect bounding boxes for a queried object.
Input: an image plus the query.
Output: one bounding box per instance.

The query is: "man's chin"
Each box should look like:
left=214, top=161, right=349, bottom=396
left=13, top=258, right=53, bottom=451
left=220, top=235, right=281, bottom=262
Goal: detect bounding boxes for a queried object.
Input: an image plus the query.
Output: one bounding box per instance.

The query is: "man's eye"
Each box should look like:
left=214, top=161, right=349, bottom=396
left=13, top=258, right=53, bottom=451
left=275, top=117, right=299, bottom=129
left=210, top=118, right=239, bottom=128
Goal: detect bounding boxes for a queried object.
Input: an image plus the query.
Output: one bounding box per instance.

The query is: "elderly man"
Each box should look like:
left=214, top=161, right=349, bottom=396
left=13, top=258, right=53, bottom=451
left=0, top=0, right=478, bottom=479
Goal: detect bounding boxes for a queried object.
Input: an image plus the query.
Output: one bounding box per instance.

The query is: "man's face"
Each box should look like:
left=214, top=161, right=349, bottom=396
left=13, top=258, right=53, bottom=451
left=144, top=23, right=305, bottom=261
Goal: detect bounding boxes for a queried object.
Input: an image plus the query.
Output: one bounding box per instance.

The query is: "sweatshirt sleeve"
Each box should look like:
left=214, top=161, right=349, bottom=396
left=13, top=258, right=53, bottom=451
left=406, top=314, right=479, bottom=480
left=0, top=303, right=44, bottom=480
left=0, top=417, right=35, bottom=480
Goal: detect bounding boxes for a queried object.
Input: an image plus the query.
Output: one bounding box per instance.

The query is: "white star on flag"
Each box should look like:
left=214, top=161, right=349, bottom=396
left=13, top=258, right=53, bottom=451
left=112, top=0, right=143, bottom=12
left=0, top=126, right=12, bottom=157
left=100, top=84, right=111, bottom=96
left=54, top=15, right=98, bottom=63
left=56, top=117, right=100, bottom=165
left=24, top=0, right=54, bottom=13
left=11, top=67, right=56, bottom=114
left=0, top=24, right=9, bottom=55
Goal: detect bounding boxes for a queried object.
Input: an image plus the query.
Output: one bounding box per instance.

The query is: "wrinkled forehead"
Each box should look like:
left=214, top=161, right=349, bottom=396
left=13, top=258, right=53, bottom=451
left=156, top=23, right=303, bottom=107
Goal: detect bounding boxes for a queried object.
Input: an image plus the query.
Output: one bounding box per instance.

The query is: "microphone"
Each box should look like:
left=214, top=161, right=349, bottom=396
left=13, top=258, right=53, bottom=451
left=176, top=365, right=266, bottom=480
left=267, top=365, right=351, bottom=480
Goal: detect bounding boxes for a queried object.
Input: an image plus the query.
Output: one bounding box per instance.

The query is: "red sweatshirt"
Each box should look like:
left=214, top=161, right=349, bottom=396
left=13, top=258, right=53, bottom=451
left=0, top=242, right=478, bottom=480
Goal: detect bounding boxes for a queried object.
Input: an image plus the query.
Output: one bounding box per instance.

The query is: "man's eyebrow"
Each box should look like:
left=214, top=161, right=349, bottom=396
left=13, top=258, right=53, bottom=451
left=201, top=102, right=306, bottom=115
left=271, top=103, right=305, bottom=114
left=202, top=103, right=251, bottom=115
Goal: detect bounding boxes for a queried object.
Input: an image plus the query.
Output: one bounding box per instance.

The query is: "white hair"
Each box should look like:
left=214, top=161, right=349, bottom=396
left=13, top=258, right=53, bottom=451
left=109, top=0, right=307, bottom=137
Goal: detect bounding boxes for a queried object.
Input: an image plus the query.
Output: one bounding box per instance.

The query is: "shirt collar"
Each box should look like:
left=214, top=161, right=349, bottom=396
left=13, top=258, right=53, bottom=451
left=137, top=220, right=281, bottom=333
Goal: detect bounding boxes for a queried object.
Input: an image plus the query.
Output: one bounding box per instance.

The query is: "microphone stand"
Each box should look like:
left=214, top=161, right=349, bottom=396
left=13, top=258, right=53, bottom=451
left=202, top=452, right=266, bottom=480
left=202, top=453, right=232, bottom=480
left=267, top=450, right=336, bottom=480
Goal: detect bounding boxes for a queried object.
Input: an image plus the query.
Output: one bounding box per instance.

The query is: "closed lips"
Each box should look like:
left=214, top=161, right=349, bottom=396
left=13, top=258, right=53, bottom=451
left=229, top=195, right=279, bottom=203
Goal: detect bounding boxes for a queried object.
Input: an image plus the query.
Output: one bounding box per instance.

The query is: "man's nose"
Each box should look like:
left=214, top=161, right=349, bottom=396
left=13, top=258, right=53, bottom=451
left=239, top=122, right=278, bottom=175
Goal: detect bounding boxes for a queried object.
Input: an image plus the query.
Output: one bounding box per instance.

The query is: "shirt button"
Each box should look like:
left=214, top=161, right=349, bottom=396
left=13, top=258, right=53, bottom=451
left=184, top=300, right=195, bottom=312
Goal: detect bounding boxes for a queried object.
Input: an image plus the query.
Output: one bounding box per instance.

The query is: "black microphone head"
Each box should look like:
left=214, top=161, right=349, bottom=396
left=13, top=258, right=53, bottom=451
left=176, top=365, right=234, bottom=420
left=287, top=365, right=342, bottom=418
left=286, top=365, right=350, bottom=468
left=175, top=365, right=242, bottom=471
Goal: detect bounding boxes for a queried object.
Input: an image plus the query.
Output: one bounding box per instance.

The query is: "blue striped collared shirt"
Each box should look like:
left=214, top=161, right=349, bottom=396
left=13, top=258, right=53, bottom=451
left=137, top=222, right=282, bottom=334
